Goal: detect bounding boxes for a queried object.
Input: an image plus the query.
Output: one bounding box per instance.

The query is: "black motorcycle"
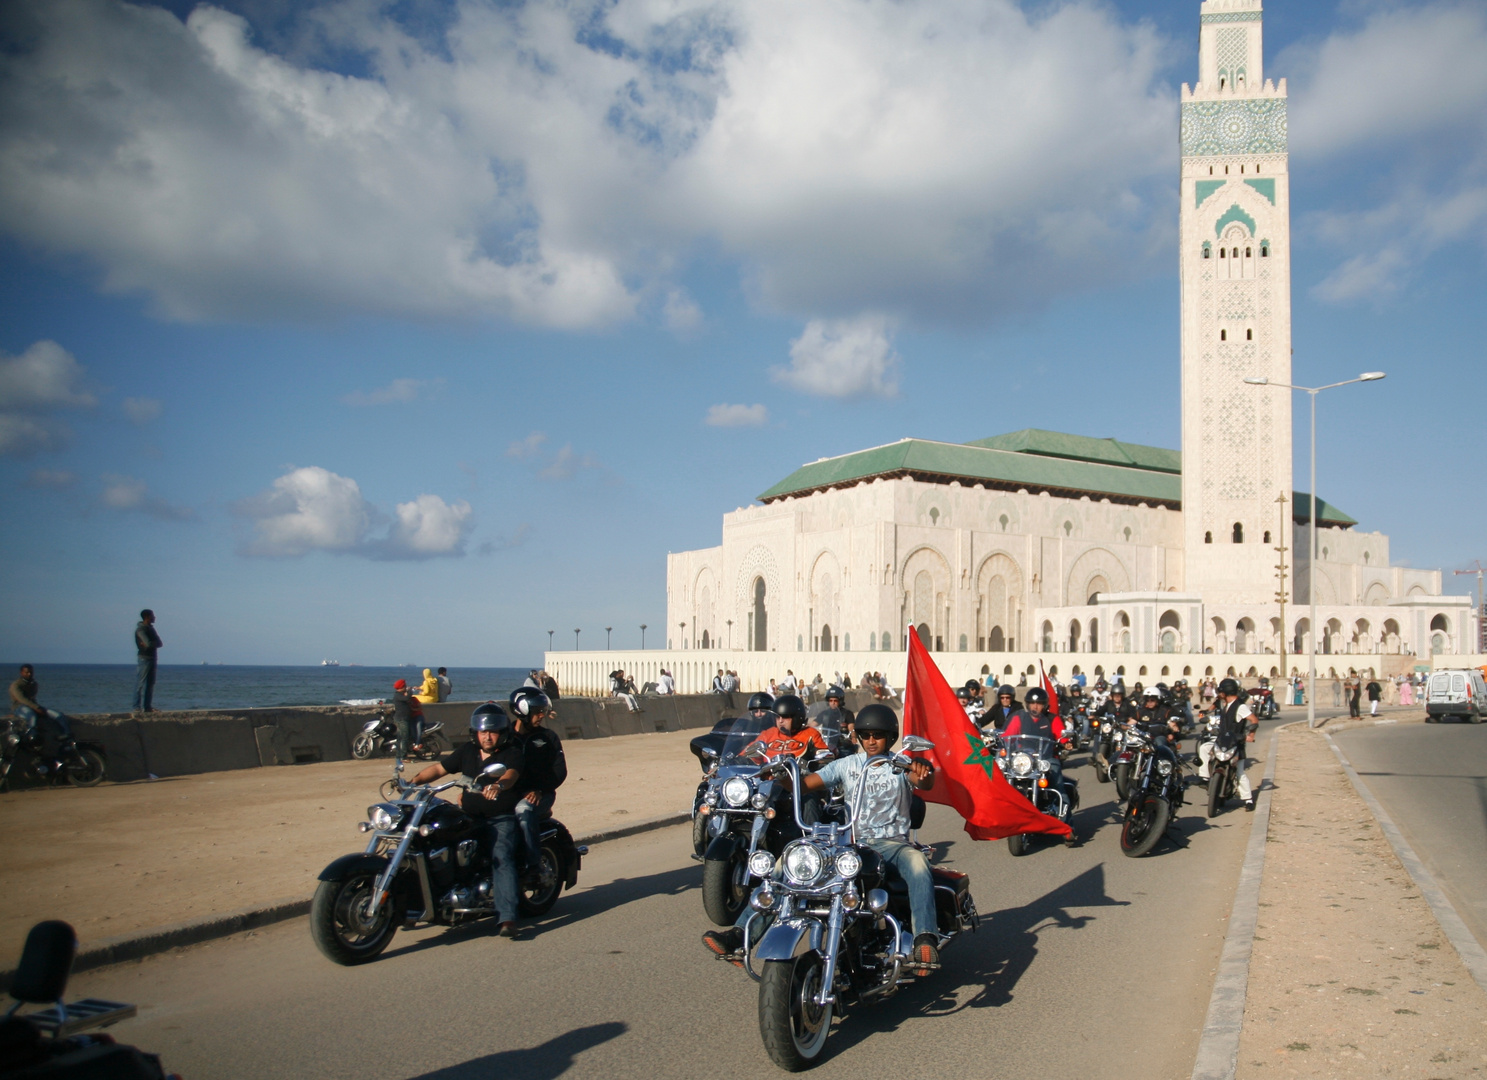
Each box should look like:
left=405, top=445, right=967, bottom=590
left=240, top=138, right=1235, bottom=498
left=994, top=733, right=1079, bottom=856
left=718, top=742, right=979, bottom=1071
left=311, top=761, right=585, bottom=965
left=1090, top=713, right=1116, bottom=783
left=1119, top=728, right=1186, bottom=857
left=692, top=713, right=840, bottom=926
left=351, top=710, right=448, bottom=760
left=2, top=920, right=177, bottom=1078
left=0, top=716, right=106, bottom=793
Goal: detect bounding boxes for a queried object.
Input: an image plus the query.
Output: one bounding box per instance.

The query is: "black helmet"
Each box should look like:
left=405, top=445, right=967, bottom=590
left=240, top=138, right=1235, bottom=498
left=509, top=687, right=550, bottom=718
left=1095, top=679, right=1108, bottom=691
left=773, top=694, right=807, bottom=727
left=1024, top=687, right=1049, bottom=706
left=997, top=684, right=1016, bottom=699
left=826, top=684, right=845, bottom=702
left=746, top=691, right=775, bottom=713
left=1218, top=678, right=1242, bottom=697
left=1154, top=682, right=1171, bottom=704
left=956, top=687, right=970, bottom=702
left=963, top=679, right=981, bottom=694
left=853, top=704, right=899, bottom=746
left=1111, top=685, right=1125, bottom=697
left=470, top=702, right=512, bottom=745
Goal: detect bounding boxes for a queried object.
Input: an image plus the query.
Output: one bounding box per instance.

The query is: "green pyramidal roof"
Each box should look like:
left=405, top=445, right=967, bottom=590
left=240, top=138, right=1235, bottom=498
left=756, top=429, right=1356, bottom=526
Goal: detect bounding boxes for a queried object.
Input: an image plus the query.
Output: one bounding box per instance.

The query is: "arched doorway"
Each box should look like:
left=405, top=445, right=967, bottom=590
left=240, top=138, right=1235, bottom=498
left=988, top=626, right=1005, bottom=652
left=751, top=577, right=767, bottom=651
left=916, top=622, right=932, bottom=648
left=819, top=623, right=833, bottom=652
left=700, top=630, right=710, bottom=649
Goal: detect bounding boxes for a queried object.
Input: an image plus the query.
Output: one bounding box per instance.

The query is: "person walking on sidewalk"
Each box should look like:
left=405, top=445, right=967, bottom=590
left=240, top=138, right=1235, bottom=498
left=1366, top=677, right=1383, bottom=716
left=133, top=609, right=163, bottom=713
left=1346, top=670, right=1362, bottom=718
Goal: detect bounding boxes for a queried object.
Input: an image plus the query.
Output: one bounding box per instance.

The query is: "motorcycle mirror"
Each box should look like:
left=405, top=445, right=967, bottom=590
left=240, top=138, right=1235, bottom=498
left=480, top=762, right=508, bottom=779
left=700, top=746, right=720, bottom=760
left=812, top=749, right=833, bottom=762
left=899, top=735, right=935, bottom=753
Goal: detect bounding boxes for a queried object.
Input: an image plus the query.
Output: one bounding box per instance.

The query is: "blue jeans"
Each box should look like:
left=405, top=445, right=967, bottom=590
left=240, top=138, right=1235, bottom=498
left=134, top=657, right=157, bottom=711
left=514, top=790, right=555, bottom=868
left=14, top=706, right=72, bottom=748
left=480, top=815, right=521, bottom=924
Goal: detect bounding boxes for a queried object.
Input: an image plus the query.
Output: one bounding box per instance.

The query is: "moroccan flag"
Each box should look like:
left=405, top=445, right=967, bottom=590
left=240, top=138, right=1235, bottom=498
left=1040, top=660, right=1060, bottom=721
left=901, top=626, right=1071, bottom=840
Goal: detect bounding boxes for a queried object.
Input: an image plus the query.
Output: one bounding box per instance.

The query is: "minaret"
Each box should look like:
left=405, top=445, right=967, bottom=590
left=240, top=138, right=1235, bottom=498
left=1179, top=0, right=1293, bottom=607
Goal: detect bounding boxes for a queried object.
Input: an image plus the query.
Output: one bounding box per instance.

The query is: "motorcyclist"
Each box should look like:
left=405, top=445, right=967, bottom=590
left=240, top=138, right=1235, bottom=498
left=748, top=695, right=830, bottom=762
left=1093, top=684, right=1133, bottom=768
left=8, top=665, right=74, bottom=753
left=962, top=679, right=985, bottom=709
left=814, top=685, right=854, bottom=752
left=1065, top=682, right=1089, bottom=742
left=1172, top=679, right=1194, bottom=726
left=1135, top=687, right=1182, bottom=750
left=1197, top=678, right=1258, bottom=811
left=980, top=685, right=1018, bottom=735
left=1001, top=688, right=1076, bottom=846
left=410, top=704, right=525, bottom=937
left=509, top=687, right=568, bottom=872
left=701, top=704, right=940, bottom=973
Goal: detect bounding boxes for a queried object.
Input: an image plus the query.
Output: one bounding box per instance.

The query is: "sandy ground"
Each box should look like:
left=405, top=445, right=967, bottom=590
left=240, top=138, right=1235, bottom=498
left=1238, top=721, right=1487, bottom=1078
left=0, top=728, right=707, bottom=961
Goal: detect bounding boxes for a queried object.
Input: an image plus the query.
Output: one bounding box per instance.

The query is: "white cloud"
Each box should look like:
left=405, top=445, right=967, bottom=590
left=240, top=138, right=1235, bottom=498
left=0, top=340, right=95, bottom=455
left=122, top=396, right=163, bottom=424
left=664, top=289, right=704, bottom=335
left=705, top=403, right=768, bottom=427
left=772, top=315, right=899, bottom=399
left=234, top=465, right=471, bottom=559
left=341, top=378, right=434, bottom=407
left=1287, top=3, right=1487, bottom=300
left=507, top=431, right=547, bottom=459
left=99, top=474, right=193, bottom=520
left=538, top=444, right=600, bottom=481
left=26, top=468, right=78, bottom=488
left=0, top=0, right=1175, bottom=327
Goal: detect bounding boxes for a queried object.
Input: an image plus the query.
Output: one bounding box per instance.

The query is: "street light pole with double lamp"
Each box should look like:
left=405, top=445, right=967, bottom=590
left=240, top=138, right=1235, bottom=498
left=1244, top=371, right=1386, bottom=729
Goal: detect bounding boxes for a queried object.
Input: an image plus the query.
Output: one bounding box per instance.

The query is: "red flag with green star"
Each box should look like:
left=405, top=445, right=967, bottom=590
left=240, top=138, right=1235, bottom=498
left=901, top=625, right=1071, bottom=840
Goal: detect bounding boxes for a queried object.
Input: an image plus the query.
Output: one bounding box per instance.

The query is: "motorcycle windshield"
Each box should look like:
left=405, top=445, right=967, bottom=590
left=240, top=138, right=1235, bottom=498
left=718, top=713, right=776, bottom=769
left=1000, top=734, right=1056, bottom=762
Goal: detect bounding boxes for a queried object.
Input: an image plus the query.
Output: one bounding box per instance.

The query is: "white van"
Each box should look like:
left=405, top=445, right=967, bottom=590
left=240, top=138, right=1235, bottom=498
left=1425, top=668, right=1487, bottom=724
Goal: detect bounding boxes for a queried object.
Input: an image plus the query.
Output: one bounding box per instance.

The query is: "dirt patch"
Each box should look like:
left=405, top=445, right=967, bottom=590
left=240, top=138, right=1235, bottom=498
left=0, top=728, right=707, bottom=961
left=1238, top=725, right=1487, bottom=1077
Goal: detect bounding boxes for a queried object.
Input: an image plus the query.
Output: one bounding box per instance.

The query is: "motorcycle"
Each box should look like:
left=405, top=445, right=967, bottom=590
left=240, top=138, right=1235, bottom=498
left=1118, top=728, right=1187, bottom=857
left=1195, top=707, right=1244, bottom=817
left=350, top=710, right=448, bottom=760
left=1089, top=712, right=1119, bottom=783
left=1246, top=686, right=1280, bottom=720
left=0, top=715, right=106, bottom=793
left=311, top=761, right=585, bottom=965
left=692, top=713, right=842, bottom=926
left=1109, top=724, right=1140, bottom=801
left=3, top=919, right=178, bottom=1078
left=993, top=733, right=1079, bottom=856
left=720, top=739, right=979, bottom=1071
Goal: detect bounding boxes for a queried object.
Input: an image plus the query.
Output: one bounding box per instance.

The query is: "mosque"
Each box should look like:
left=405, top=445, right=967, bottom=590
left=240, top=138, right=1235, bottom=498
left=551, top=0, right=1478, bottom=697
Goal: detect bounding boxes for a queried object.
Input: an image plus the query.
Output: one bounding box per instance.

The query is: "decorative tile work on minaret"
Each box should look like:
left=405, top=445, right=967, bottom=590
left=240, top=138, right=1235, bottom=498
left=1179, top=0, right=1293, bottom=606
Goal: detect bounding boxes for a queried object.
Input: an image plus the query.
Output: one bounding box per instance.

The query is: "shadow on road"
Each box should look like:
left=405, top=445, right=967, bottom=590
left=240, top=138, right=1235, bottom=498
left=814, top=863, right=1128, bottom=1063
left=403, top=1021, right=627, bottom=1080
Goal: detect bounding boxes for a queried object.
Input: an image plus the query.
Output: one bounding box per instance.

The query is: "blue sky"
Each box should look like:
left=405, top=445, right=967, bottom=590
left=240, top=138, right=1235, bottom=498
left=1, top=0, right=1483, bottom=667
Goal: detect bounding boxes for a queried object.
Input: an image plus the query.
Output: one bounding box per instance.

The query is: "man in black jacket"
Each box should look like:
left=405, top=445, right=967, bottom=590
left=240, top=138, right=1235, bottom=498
left=133, top=609, right=162, bottom=714
left=1198, top=678, right=1258, bottom=810
left=980, top=685, right=1019, bottom=734
left=509, top=688, right=568, bottom=872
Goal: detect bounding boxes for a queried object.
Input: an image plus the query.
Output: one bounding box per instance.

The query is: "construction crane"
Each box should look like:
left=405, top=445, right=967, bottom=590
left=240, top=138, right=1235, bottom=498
left=1455, top=561, right=1486, bottom=651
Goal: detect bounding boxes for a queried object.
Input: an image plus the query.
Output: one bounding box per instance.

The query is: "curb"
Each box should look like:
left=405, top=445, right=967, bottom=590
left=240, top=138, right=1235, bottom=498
left=1323, top=733, right=1487, bottom=996
left=1190, top=723, right=1286, bottom=1080
left=0, top=811, right=691, bottom=993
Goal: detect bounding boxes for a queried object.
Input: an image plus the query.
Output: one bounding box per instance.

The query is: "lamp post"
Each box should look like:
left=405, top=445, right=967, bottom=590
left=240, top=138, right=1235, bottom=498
left=573, top=628, right=581, bottom=650
left=640, top=624, right=647, bottom=649
left=726, top=619, right=733, bottom=649
left=547, top=629, right=554, bottom=651
left=605, top=627, right=612, bottom=650
left=680, top=621, right=687, bottom=650
left=1275, top=492, right=1289, bottom=688
left=1245, top=371, right=1386, bottom=728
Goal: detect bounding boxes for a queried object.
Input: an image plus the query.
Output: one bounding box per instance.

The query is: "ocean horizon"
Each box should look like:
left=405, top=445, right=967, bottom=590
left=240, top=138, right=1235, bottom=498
left=3, top=664, right=539, bottom=715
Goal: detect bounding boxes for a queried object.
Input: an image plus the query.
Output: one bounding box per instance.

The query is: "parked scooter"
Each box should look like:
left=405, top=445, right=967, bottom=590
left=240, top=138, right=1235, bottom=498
left=351, top=710, right=448, bottom=760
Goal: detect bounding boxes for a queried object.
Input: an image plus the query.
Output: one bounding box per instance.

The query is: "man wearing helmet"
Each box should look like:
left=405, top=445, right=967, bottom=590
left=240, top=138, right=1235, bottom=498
left=1198, top=679, right=1258, bottom=810
left=1001, top=689, right=1077, bottom=845
left=1136, top=686, right=1181, bottom=746
left=748, top=695, right=830, bottom=761
left=509, top=688, right=568, bottom=872
left=410, top=703, right=526, bottom=936
left=704, top=704, right=940, bottom=973
left=980, top=685, right=1019, bottom=735
left=816, top=685, right=854, bottom=749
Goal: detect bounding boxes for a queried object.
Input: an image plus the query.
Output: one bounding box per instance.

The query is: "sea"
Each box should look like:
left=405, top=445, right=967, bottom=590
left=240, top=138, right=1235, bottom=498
left=5, top=664, right=536, bottom=715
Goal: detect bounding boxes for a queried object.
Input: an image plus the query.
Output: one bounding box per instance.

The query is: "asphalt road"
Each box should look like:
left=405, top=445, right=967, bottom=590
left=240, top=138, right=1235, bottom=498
left=64, top=729, right=1277, bottom=1080
left=1333, top=718, right=1487, bottom=953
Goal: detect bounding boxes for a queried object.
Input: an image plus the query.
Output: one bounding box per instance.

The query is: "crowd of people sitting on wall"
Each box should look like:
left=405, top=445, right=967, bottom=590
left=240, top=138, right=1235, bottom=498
left=605, top=666, right=900, bottom=709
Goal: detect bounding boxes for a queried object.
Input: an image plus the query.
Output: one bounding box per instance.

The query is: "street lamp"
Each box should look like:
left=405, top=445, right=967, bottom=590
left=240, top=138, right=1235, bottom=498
left=640, top=624, right=647, bottom=649
left=547, top=629, right=554, bottom=651
left=680, top=621, right=687, bottom=650
left=726, top=619, right=733, bottom=649
left=574, top=628, right=581, bottom=650
left=1245, top=371, right=1386, bottom=729
left=605, top=626, right=612, bottom=650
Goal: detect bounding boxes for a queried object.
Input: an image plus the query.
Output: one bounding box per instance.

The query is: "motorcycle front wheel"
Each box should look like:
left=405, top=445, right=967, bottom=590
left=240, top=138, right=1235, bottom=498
left=692, top=814, right=710, bottom=859
left=518, top=840, right=564, bottom=916
left=1120, top=795, right=1170, bottom=858
left=1113, top=763, right=1132, bottom=801
left=702, top=850, right=749, bottom=926
left=310, top=873, right=397, bottom=965
left=351, top=732, right=377, bottom=759
left=1094, top=756, right=1110, bottom=783
left=1007, top=832, right=1029, bottom=857
left=1206, top=769, right=1227, bottom=818
left=759, top=954, right=833, bottom=1071
left=64, top=748, right=106, bottom=787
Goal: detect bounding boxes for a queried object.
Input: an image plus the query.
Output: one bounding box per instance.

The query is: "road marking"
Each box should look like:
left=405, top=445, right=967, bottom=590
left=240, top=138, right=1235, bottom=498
left=1190, top=726, right=1281, bottom=1080
left=1324, top=734, right=1487, bottom=996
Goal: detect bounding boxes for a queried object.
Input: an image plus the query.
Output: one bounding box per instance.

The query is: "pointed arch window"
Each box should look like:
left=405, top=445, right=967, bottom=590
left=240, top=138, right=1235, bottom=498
left=1202, top=241, right=1212, bottom=259
left=1232, top=522, right=1244, bottom=544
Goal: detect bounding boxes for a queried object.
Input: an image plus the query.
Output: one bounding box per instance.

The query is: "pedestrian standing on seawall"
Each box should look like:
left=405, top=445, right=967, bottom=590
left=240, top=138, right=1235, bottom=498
left=436, top=667, right=452, bottom=702
left=133, top=608, right=162, bottom=714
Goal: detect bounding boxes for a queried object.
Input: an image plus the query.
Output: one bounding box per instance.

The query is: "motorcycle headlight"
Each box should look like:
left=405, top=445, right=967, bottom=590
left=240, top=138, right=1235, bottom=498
left=1157, top=759, right=1172, bottom=776
left=362, top=719, right=381, bottom=732
left=1011, top=752, right=1034, bottom=777
left=1038, top=759, right=1051, bottom=773
left=834, top=850, right=863, bottom=879
left=751, top=792, right=769, bottom=810
left=783, top=842, right=826, bottom=885
left=722, top=777, right=752, bottom=808
left=703, top=787, right=719, bottom=806
left=368, top=803, right=404, bottom=831
left=748, top=850, right=776, bottom=878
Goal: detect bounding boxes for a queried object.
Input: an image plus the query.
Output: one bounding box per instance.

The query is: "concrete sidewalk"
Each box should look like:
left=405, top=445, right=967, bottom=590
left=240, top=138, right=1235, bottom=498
left=0, top=727, right=708, bottom=968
